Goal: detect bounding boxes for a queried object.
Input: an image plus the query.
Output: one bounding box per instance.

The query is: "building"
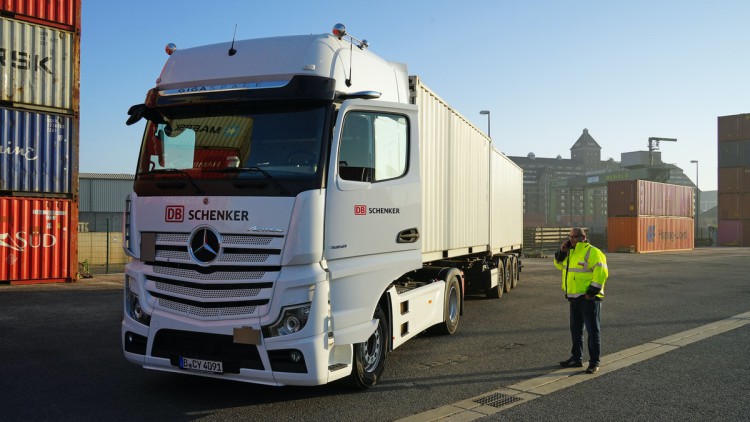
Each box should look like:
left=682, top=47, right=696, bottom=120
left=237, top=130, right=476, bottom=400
left=78, top=173, right=134, bottom=232
left=509, top=129, right=696, bottom=233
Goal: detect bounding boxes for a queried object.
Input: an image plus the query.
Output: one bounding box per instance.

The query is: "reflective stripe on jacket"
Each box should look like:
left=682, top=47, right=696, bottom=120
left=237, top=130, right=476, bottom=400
left=553, top=242, right=608, bottom=299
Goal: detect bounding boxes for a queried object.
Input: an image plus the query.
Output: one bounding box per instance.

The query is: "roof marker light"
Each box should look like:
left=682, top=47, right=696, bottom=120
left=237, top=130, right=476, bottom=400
left=332, top=23, right=346, bottom=39
left=165, top=43, right=177, bottom=55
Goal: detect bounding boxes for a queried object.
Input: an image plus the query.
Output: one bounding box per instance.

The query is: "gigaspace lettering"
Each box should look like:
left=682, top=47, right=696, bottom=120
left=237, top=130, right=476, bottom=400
left=0, top=232, right=56, bottom=252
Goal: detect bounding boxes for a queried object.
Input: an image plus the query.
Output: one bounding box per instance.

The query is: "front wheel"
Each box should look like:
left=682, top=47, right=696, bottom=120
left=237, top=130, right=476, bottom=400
left=347, top=305, right=388, bottom=389
left=434, top=274, right=461, bottom=335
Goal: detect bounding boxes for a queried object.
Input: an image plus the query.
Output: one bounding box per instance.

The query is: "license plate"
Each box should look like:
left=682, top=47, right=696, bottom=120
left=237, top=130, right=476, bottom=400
left=178, top=357, right=223, bottom=374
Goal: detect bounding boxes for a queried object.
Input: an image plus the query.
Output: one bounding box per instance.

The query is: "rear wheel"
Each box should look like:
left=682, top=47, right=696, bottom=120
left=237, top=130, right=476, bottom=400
left=435, top=275, right=461, bottom=335
left=503, top=258, right=512, bottom=293
left=347, top=305, right=388, bottom=389
left=486, top=261, right=505, bottom=299
left=509, top=255, right=519, bottom=289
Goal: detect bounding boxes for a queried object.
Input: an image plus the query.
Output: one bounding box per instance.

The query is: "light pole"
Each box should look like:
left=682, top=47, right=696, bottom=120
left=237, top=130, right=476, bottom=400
left=690, top=160, right=699, bottom=243
left=480, top=110, right=491, bottom=138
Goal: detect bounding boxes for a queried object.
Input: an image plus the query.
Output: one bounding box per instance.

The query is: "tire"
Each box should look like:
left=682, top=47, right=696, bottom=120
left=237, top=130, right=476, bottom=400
left=502, top=258, right=512, bottom=293
left=510, top=255, right=519, bottom=289
left=435, top=275, right=461, bottom=335
left=347, top=305, right=388, bottom=389
left=486, top=261, right=505, bottom=299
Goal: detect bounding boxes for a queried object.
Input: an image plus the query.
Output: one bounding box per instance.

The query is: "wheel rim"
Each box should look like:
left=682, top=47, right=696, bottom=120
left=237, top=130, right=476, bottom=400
left=361, top=325, right=382, bottom=372
left=448, top=285, right=459, bottom=323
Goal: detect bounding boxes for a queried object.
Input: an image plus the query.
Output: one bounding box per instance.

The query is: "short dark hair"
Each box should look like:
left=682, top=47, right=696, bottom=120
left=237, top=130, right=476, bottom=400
left=571, top=227, right=586, bottom=238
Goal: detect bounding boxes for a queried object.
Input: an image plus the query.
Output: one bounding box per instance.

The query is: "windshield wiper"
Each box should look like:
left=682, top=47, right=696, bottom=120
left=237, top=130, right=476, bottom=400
left=210, top=167, right=290, bottom=195
left=137, top=168, right=203, bottom=194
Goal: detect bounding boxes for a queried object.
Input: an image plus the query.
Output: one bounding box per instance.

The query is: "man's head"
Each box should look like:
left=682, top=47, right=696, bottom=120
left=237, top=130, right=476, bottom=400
left=568, top=227, right=587, bottom=247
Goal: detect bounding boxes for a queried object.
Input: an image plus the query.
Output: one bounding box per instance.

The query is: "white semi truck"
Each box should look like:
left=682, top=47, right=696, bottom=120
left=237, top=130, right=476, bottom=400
left=122, top=24, right=523, bottom=388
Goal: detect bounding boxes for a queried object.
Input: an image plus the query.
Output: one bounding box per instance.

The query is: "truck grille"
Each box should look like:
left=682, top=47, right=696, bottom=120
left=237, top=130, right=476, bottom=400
left=144, top=232, right=283, bottom=320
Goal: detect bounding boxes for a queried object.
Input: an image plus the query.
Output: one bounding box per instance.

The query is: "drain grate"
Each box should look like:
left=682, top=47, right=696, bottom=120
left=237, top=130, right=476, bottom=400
left=474, top=392, right=523, bottom=408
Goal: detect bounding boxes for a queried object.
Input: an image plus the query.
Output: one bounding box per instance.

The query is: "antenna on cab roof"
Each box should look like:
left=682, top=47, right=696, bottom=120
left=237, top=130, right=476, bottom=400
left=332, top=23, right=369, bottom=88
left=228, top=24, right=238, bottom=56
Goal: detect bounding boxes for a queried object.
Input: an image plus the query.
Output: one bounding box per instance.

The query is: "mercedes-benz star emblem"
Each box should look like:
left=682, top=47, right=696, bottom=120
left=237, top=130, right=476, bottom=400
left=189, top=227, right=221, bottom=265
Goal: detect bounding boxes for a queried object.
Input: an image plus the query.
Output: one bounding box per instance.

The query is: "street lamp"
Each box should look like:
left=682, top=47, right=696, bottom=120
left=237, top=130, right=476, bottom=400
left=479, top=110, right=491, bottom=138
left=690, top=160, right=699, bottom=243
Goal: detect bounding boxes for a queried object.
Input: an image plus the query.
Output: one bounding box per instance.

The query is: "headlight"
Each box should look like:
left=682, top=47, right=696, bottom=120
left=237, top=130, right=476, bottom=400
left=125, top=276, right=151, bottom=326
left=264, top=304, right=311, bottom=337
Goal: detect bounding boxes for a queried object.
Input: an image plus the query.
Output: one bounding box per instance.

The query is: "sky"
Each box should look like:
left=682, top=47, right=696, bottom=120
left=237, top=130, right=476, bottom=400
left=80, top=0, right=750, bottom=191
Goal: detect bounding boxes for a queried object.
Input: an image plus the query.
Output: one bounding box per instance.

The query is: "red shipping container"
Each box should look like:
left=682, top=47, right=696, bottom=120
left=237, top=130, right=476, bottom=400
left=608, top=180, right=694, bottom=218
left=718, top=193, right=750, bottom=220
left=0, top=0, right=79, bottom=31
left=717, top=220, right=750, bottom=247
left=718, top=113, right=750, bottom=142
left=607, top=216, right=694, bottom=253
left=718, top=167, right=750, bottom=193
left=0, top=197, right=71, bottom=284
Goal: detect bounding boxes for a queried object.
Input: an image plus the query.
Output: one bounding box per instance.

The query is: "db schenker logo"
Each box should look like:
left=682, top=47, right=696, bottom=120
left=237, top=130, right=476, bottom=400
left=166, top=206, right=184, bottom=222
left=354, top=205, right=367, bottom=215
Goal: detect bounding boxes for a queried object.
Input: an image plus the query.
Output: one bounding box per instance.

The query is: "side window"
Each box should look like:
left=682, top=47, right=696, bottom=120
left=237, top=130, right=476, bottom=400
left=338, top=111, right=408, bottom=182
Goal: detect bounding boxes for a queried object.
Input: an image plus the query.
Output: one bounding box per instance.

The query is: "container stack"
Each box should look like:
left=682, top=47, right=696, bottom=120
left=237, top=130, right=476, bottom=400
left=607, top=180, right=694, bottom=253
left=0, top=1, right=80, bottom=284
left=717, top=114, right=750, bottom=246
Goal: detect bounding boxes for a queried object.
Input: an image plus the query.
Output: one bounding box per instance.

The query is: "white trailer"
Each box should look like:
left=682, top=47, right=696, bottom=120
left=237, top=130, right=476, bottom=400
left=121, top=24, right=523, bottom=388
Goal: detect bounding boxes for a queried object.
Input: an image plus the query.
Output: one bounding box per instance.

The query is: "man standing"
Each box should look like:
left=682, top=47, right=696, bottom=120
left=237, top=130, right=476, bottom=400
left=554, top=227, right=608, bottom=374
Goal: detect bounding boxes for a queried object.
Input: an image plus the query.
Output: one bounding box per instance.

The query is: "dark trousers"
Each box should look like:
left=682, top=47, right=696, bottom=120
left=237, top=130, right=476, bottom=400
left=569, top=298, right=601, bottom=365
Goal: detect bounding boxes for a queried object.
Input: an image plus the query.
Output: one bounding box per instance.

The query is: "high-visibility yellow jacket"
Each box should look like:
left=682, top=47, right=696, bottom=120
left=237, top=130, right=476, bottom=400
left=554, top=241, right=608, bottom=299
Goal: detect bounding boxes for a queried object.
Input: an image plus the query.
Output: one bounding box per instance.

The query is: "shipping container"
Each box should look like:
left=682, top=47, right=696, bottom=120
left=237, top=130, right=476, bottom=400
left=607, top=180, right=694, bottom=218
left=718, top=113, right=750, bottom=142
left=718, top=140, right=750, bottom=168
left=717, top=219, right=750, bottom=246
left=718, top=193, right=750, bottom=220
left=0, top=196, right=72, bottom=283
left=607, top=216, right=694, bottom=253
left=0, top=16, right=74, bottom=111
left=718, top=167, right=750, bottom=193
left=0, top=0, right=79, bottom=31
left=0, top=107, right=72, bottom=194
left=412, top=76, right=523, bottom=259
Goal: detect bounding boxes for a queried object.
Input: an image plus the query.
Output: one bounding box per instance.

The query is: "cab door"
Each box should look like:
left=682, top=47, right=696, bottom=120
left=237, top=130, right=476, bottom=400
left=324, top=100, right=421, bottom=263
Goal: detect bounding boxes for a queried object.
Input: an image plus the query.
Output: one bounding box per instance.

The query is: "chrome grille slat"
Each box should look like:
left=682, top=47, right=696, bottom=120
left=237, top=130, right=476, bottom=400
left=153, top=266, right=266, bottom=281
left=154, top=281, right=262, bottom=300
left=218, top=254, right=270, bottom=263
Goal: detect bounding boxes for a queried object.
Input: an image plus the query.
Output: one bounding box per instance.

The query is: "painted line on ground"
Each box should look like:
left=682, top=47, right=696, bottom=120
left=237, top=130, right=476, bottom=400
left=396, top=311, right=750, bottom=422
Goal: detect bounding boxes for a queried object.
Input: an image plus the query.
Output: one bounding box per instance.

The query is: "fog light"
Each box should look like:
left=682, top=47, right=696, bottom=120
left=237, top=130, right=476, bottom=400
left=290, top=351, right=303, bottom=363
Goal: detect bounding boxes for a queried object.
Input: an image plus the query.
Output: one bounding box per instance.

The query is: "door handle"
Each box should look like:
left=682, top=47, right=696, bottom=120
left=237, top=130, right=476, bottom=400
left=397, top=228, right=420, bottom=243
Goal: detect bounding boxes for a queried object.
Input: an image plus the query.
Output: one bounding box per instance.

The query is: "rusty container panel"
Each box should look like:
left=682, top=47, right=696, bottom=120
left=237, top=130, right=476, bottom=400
left=608, top=180, right=693, bottom=218
left=0, top=17, right=73, bottom=111
left=607, top=216, right=693, bottom=253
left=0, top=107, right=72, bottom=194
left=717, top=193, right=750, bottom=220
left=0, top=197, right=72, bottom=283
left=718, top=140, right=750, bottom=168
left=0, top=0, right=79, bottom=31
left=718, top=167, right=750, bottom=193
left=718, top=114, right=750, bottom=142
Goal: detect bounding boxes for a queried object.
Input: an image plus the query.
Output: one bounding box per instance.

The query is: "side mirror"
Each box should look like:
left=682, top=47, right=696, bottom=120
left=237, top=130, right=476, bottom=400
left=126, top=104, right=145, bottom=126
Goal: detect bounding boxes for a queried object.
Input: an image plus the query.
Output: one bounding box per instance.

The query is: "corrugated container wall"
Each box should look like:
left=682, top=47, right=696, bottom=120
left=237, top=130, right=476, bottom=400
left=717, top=220, right=750, bottom=246
left=0, top=107, right=72, bottom=194
left=0, top=0, right=78, bottom=31
left=411, top=76, right=523, bottom=259
left=0, top=197, right=72, bottom=283
left=718, top=140, right=750, bottom=168
left=490, top=146, right=524, bottom=254
left=607, top=216, right=694, bottom=253
left=0, top=16, right=73, bottom=111
left=718, top=167, right=750, bottom=193
left=718, top=113, right=750, bottom=142
left=607, top=180, right=694, bottom=218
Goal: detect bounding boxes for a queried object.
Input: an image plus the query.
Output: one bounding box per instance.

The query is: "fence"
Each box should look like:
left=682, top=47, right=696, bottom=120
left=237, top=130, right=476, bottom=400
left=523, top=227, right=607, bottom=256
left=77, top=231, right=129, bottom=274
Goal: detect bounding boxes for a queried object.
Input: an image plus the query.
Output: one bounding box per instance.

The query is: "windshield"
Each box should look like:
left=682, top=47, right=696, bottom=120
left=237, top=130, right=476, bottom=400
left=134, top=106, right=328, bottom=196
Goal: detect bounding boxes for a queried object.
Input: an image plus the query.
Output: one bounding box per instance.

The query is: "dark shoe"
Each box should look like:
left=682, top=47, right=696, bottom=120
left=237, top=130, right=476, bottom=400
left=585, top=364, right=599, bottom=374
left=559, top=357, right=583, bottom=368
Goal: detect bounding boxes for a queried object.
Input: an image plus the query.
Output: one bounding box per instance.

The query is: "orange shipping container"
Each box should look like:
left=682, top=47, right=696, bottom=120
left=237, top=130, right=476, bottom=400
left=0, top=197, right=72, bottom=284
left=607, top=216, right=694, bottom=253
left=608, top=180, right=694, bottom=218
left=0, top=0, right=80, bottom=31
